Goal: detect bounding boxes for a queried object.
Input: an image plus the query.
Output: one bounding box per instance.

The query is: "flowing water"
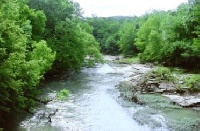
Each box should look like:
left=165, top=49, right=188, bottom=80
left=5, top=63, right=167, bottom=131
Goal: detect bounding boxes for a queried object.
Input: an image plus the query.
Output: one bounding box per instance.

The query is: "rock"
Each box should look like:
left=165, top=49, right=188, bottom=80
left=146, top=87, right=155, bottom=92
left=154, top=89, right=164, bottom=93
left=131, top=64, right=152, bottom=74
left=197, top=93, right=200, bottom=98
left=147, top=80, right=160, bottom=85
left=115, top=57, right=120, bottom=60
left=131, top=95, right=144, bottom=105
left=148, top=78, right=157, bottom=81
left=179, top=81, right=184, bottom=84
left=124, top=72, right=135, bottom=78
left=118, top=81, right=135, bottom=93
left=118, top=62, right=200, bottom=110
left=159, top=82, right=175, bottom=91
left=133, top=75, right=143, bottom=81
left=131, top=95, right=139, bottom=103
left=163, top=95, right=200, bottom=107
left=121, top=77, right=134, bottom=82
left=194, top=82, right=200, bottom=90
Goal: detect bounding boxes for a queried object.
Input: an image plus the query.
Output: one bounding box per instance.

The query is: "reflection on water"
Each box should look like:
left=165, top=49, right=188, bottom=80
left=7, top=63, right=153, bottom=131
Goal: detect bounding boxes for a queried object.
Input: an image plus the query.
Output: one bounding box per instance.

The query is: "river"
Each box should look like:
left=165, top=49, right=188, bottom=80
left=5, top=62, right=167, bottom=131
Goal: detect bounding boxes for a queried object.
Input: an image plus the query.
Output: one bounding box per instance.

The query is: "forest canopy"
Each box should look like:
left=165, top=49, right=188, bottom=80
left=87, top=0, right=200, bottom=69
left=0, top=0, right=102, bottom=123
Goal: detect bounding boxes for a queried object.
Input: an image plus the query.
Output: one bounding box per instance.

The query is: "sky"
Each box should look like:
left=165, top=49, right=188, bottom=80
left=73, top=0, right=188, bottom=17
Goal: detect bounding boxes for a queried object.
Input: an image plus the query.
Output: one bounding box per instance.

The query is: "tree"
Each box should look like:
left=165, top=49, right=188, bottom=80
left=0, top=0, right=55, bottom=122
left=80, top=22, right=103, bottom=66
left=118, top=20, right=139, bottom=56
left=135, top=12, right=163, bottom=62
left=86, top=16, right=133, bottom=54
left=29, top=0, right=102, bottom=73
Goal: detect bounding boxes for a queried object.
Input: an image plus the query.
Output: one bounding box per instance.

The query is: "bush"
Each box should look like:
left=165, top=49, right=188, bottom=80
left=56, top=89, right=70, bottom=100
left=148, top=67, right=175, bottom=82
left=183, top=75, right=200, bottom=91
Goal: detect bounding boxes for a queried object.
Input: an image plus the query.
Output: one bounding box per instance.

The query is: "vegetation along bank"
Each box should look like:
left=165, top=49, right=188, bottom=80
left=0, top=0, right=199, bottom=129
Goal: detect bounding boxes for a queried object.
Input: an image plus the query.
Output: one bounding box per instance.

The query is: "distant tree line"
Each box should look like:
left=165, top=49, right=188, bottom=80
left=87, top=0, right=200, bottom=69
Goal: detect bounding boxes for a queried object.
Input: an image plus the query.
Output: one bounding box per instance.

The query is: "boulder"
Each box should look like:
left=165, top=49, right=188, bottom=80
left=163, top=95, right=200, bottom=107
left=159, top=82, right=175, bottom=92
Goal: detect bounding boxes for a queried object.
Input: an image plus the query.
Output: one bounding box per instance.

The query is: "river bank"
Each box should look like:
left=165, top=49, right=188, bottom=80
left=4, top=56, right=156, bottom=131
left=3, top=55, right=199, bottom=131
left=105, top=55, right=200, bottom=130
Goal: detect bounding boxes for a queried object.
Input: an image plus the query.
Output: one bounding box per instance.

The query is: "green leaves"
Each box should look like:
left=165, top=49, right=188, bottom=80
left=56, top=89, right=70, bottom=101
left=0, top=0, right=103, bottom=124
left=80, top=22, right=103, bottom=66
left=28, top=0, right=102, bottom=73
left=0, top=0, right=55, bottom=119
left=134, top=4, right=200, bottom=68
left=118, top=21, right=138, bottom=56
left=183, top=74, right=200, bottom=90
left=86, top=17, right=124, bottom=55
left=30, top=40, right=55, bottom=75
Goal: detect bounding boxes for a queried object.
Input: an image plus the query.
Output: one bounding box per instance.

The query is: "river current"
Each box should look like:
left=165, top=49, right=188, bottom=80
left=6, top=63, right=163, bottom=131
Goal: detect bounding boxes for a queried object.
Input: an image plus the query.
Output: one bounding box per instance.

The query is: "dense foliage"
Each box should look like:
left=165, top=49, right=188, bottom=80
left=29, top=0, right=102, bottom=73
left=136, top=1, right=200, bottom=68
left=0, top=0, right=102, bottom=124
left=117, top=20, right=139, bottom=56
left=0, top=0, right=55, bottom=119
left=87, top=0, right=200, bottom=68
left=87, top=16, right=134, bottom=55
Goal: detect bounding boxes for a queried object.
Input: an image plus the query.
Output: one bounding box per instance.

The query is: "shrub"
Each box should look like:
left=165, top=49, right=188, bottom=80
left=183, top=75, right=200, bottom=91
left=56, top=89, right=70, bottom=100
left=147, top=67, right=175, bottom=82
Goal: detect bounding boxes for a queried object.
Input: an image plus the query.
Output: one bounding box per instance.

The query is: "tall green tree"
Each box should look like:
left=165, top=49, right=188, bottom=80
left=136, top=12, right=164, bottom=62
left=0, top=0, right=55, bottom=121
left=135, top=2, right=200, bottom=68
left=118, top=20, right=139, bottom=56
left=80, top=22, right=103, bottom=66
left=29, top=0, right=102, bottom=73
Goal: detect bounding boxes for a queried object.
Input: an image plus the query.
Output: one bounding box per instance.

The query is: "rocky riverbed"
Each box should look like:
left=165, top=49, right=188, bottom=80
left=118, top=63, right=200, bottom=108
left=105, top=55, right=200, bottom=130
left=3, top=55, right=199, bottom=131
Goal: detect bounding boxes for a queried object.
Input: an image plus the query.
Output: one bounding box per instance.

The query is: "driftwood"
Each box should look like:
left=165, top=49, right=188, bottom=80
left=48, top=109, right=58, bottom=123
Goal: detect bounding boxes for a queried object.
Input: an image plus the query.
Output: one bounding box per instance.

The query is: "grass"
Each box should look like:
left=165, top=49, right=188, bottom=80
left=115, top=56, right=140, bottom=64
left=183, top=74, right=200, bottom=91
left=149, top=67, right=175, bottom=82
